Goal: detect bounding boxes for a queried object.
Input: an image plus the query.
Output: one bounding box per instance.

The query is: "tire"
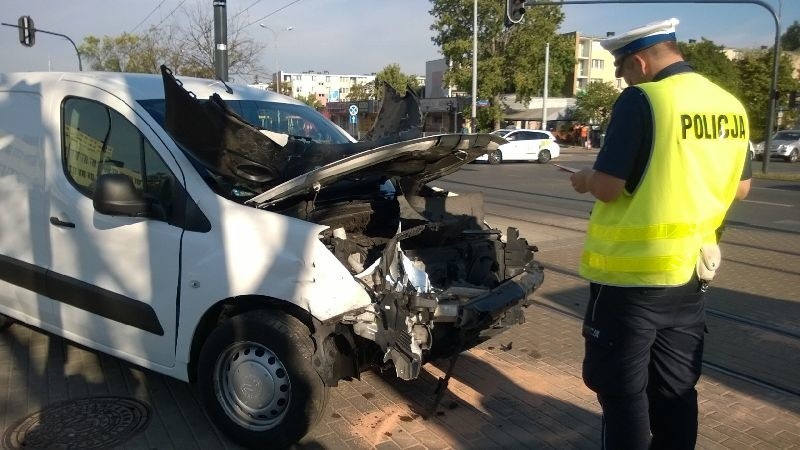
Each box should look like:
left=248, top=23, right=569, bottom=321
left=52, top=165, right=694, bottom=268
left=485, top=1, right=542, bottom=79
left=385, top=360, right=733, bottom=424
left=537, top=149, right=551, bottom=164
left=197, top=310, right=328, bottom=449
left=0, top=314, right=12, bottom=331
left=488, top=150, right=502, bottom=165
left=786, top=149, right=798, bottom=163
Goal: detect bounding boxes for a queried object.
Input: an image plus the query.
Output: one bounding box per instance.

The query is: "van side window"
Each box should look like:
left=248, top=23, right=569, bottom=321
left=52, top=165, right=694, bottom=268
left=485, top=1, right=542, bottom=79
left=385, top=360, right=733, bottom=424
left=62, top=98, right=175, bottom=217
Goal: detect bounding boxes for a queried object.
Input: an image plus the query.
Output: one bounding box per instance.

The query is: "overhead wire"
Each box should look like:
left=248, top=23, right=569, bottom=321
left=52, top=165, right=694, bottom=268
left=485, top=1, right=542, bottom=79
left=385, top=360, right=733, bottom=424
left=232, top=0, right=264, bottom=20
left=150, top=0, right=188, bottom=30
left=130, top=0, right=169, bottom=33
left=243, top=0, right=303, bottom=29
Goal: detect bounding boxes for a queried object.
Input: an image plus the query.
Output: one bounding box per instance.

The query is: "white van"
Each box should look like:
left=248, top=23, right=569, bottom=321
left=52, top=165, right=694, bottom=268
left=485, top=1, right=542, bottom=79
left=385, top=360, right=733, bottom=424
left=0, top=69, right=544, bottom=447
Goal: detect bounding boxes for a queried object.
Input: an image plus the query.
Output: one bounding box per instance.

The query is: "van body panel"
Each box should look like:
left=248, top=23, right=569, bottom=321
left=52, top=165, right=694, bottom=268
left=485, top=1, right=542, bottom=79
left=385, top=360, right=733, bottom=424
left=43, top=78, right=182, bottom=367
left=0, top=89, right=56, bottom=324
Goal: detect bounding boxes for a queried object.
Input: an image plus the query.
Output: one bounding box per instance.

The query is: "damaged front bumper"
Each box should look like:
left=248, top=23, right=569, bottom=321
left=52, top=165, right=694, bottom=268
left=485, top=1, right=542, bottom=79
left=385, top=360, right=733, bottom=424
left=458, top=261, right=544, bottom=332
left=340, top=225, right=544, bottom=381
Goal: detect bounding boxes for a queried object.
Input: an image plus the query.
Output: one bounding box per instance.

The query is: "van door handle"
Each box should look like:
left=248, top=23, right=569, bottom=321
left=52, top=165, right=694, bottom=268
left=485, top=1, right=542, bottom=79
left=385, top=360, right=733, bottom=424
left=49, top=217, right=76, bottom=228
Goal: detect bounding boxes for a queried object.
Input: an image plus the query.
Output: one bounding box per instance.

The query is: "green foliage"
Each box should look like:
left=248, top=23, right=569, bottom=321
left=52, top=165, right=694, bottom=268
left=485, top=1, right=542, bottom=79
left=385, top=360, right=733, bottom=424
left=781, top=21, right=800, bottom=52
left=735, top=50, right=800, bottom=142
left=297, top=92, right=324, bottom=110
left=429, top=0, right=573, bottom=131
left=347, top=82, right=375, bottom=101
left=678, top=39, right=740, bottom=97
left=79, top=32, right=168, bottom=73
left=278, top=81, right=293, bottom=97
left=374, top=63, right=420, bottom=99
left=573, top=82, right=619, bottom=129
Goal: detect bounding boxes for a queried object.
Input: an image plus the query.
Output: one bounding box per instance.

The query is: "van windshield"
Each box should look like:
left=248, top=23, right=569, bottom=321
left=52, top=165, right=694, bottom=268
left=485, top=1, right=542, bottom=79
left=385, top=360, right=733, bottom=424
left=138, top=99, right=353, bottom=145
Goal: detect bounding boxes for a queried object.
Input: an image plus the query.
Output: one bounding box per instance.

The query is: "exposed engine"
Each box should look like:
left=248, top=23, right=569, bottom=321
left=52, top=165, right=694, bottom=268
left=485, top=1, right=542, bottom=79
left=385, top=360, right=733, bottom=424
left=268, top=179, right=541, bottom=380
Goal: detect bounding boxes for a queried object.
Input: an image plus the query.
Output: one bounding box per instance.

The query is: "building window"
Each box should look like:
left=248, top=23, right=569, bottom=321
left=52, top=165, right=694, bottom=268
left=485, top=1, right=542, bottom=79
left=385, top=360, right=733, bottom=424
left=592, top=59, right=604, bottom=69
left=616, top=79, right=623, bottom=88
left=579, top=60, right=589, bottom=77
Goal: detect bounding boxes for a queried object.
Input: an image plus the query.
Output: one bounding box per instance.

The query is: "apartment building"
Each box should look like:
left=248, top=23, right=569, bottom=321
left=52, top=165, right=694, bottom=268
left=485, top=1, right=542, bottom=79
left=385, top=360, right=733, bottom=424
left=562, top=31, right=625, bottom=95
left=251, top=71, right=426, bottom=106
left=251, top=71, right=376, bottom=106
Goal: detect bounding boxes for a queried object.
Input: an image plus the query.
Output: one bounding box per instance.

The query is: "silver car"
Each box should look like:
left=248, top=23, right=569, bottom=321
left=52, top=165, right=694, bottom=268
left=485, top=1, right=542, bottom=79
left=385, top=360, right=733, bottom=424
left=755, top=130, right=800, bottom=163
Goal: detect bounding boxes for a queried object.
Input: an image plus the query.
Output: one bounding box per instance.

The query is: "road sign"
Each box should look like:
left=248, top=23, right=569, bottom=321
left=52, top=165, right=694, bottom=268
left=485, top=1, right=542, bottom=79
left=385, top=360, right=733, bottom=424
left=349, top=115, right=357, bottom=124
left=348, top=104, right=359, bottom=116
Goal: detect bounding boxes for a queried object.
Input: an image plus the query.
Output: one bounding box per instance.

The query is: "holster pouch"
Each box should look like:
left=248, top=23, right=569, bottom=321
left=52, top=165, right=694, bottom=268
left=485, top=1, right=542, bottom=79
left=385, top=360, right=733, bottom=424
left=696, top=243, right=722, bottom=282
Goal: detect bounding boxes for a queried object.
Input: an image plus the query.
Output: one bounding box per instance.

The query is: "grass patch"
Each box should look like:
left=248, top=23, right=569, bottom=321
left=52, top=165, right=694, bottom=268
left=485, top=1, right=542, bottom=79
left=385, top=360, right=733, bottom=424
left=752, top=171, right=800, bottom=181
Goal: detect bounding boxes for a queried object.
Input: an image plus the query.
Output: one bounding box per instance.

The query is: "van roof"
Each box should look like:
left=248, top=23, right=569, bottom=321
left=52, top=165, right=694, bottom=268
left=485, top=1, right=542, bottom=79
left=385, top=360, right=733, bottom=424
left=0, top=71, right=303, bottom=105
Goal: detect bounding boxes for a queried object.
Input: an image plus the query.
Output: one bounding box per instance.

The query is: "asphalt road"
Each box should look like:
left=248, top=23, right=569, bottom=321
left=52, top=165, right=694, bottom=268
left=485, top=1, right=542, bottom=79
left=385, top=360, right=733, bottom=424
left=434, top=148, right=800, bottom=235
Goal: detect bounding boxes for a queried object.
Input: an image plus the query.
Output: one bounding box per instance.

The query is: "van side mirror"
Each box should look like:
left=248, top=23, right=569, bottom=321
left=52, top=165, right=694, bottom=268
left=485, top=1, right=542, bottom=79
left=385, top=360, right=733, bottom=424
left=93, top=173, right=151, bottom=217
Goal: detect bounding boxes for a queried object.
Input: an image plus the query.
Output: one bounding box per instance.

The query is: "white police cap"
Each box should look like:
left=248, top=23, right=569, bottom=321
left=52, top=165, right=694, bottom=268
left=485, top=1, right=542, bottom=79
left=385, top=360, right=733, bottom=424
left=601, top=18, right=680, bottom=62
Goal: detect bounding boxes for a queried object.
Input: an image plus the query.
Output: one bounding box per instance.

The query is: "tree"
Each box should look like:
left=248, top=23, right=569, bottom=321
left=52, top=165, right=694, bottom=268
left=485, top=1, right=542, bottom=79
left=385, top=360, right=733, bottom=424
left=297, top=92, right=323, bottom=110
left=781, top=20, right=800, bottom=52
left=429, top=0, right=574, bottom=131
left=170, top=2, right=264, bottom=79
left=79, top=2, right=265, bottom=79
left=735, top=49, right=800, bottom=142
left=572, top=81, right=619, bottom=130
left=679, top=38, right=740, bottom=97
left=347, top=81, right=376, bottom=101
left=79, top=29, right=174, bottom=73
left=374, top=63, right=420, bottom=99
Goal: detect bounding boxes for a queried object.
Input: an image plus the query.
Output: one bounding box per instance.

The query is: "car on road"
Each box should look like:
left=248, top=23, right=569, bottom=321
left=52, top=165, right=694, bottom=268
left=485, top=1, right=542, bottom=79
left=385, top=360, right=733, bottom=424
left=475, top=129, right=560, bottom=164
left=754, top=130, right=800, bottom=163
left=0, top=67, right=544, bottom=448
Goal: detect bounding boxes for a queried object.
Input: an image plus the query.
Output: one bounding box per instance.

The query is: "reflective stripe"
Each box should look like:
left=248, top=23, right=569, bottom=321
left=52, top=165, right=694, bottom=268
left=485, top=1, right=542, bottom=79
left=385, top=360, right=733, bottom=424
left=587, top=217, right=720, bottom=242
left=582, top=251, right=687, bottom=273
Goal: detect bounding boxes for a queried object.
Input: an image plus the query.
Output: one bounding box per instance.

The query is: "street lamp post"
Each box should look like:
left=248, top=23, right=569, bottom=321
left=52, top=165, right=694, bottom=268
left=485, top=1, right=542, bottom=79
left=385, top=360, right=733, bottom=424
left=259, top=24, right=294, bottom=94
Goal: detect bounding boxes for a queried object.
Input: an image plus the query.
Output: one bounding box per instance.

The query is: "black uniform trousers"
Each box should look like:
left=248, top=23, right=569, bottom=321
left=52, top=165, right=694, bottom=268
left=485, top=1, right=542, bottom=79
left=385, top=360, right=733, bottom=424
left=582, top=276, right=706, bottom=450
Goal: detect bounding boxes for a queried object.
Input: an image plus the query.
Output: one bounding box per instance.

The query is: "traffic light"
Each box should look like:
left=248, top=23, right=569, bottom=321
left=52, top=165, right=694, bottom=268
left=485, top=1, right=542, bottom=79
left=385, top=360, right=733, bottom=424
left=506, top=0, right=525, bottom=26
left=18, top=15, right=35, bottom=47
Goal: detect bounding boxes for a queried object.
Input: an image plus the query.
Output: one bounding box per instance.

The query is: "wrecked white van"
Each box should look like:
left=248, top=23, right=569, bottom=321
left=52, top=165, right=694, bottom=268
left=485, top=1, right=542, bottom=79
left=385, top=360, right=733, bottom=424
left=0, top=67, right=544, bottom=447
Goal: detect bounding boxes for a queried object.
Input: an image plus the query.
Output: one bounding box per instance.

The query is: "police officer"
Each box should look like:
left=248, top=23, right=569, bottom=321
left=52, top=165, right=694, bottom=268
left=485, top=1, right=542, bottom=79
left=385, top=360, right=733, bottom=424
left=569, top=18, right=751, bottom=449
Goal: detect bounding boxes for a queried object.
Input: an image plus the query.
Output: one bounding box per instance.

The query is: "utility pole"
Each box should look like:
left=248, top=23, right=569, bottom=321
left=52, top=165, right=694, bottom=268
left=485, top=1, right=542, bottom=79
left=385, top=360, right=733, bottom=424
left=471, top=0, right=478, bottom=132
left=213, top=0, right=228, bottom=81
left=542, top=42, right=550, bottom=131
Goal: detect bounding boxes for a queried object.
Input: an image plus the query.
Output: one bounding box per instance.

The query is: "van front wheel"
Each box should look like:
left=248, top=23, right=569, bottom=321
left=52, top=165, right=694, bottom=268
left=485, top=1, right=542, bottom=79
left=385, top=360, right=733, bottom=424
left=197, top=310, right=328, bottom=448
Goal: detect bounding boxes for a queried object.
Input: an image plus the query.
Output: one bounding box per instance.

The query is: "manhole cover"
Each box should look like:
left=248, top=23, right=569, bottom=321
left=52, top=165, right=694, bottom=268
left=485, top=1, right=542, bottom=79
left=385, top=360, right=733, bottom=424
left=2, top=396, right=151, bottom=449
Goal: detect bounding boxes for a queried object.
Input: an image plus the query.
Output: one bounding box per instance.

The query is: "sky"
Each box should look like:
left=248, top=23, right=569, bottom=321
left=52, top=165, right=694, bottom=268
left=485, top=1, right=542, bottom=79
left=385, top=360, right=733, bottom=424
left=1, top=0, right=796, bottom=81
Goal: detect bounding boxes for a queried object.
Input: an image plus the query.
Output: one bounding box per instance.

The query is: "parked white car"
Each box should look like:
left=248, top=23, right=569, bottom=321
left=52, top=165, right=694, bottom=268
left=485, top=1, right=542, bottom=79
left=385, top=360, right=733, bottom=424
left=754, top=130, right=800, bottom=163
left=0, top=68, right=544, bottom=448
left=475, top=129, right=560, bottom=164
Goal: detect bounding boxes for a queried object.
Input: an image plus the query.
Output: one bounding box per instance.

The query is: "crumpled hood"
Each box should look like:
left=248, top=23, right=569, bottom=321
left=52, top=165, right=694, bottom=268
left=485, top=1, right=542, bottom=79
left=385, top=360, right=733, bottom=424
left=159, top=65, right=426, bottom=193
left=246, top=133, right=505, bottom=206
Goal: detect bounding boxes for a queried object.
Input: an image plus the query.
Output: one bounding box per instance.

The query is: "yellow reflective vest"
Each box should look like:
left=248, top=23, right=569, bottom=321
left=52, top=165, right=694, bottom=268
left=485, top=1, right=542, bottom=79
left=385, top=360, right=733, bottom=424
left=580, top=72, right=748, bottom=287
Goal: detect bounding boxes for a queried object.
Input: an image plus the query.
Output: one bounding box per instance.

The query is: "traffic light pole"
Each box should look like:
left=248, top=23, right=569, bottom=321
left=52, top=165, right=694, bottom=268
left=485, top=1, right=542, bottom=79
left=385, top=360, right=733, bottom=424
left=471, top=0, right=478, bottom=132
left=524, top=0, right=780, bottom=173
left=1, top=22, right=83, bottom=71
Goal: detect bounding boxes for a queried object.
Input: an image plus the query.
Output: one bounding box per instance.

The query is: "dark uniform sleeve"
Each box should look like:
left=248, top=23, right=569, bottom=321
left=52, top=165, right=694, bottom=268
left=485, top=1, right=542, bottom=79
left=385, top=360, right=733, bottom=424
left=741, top=148, right=752, bottom=180
left=593, top=87, right=652, bottom=192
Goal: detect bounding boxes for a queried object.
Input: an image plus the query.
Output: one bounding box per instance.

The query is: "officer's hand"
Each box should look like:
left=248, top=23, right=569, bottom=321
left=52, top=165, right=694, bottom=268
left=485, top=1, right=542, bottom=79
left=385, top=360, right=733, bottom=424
left=570, top=169, right=591, bottom=194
